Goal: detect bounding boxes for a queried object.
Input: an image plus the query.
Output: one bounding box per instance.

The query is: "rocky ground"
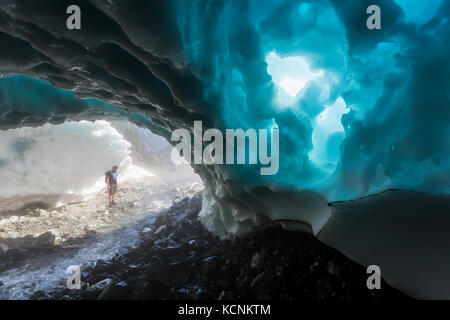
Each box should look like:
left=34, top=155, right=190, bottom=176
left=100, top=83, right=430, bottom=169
left=30, top=193, right=410, bottom=300
left=0, top=170, right=203, bottom=274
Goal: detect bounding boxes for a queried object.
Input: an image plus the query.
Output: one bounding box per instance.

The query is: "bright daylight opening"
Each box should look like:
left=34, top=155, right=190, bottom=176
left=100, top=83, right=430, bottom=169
left=309, top=96, right=349, bottom=170
left=266, top=51, right=348, bottom=172
left=0, top=119, right=202, bottom=262
left=266, top=51, right=324, bottom=106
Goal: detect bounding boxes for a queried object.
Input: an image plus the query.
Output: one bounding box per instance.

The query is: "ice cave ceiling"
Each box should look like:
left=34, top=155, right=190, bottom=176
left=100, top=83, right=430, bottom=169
left=0, top=0, right=449, bottom=299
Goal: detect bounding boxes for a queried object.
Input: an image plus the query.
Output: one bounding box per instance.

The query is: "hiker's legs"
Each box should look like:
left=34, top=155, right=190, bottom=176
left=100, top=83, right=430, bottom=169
left=109, top=185, right=117, bottom=206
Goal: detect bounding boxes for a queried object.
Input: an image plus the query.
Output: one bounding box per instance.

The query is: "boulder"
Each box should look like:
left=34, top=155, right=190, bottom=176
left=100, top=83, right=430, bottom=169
left=154, top=225, right=167, bottom=235
left=0, top=243, right=8, bottom=254
left=98, top=281, right=131, bottom=300
left=81, top=278, right=112, bottom=300
left=250, top=253, right=260, bottom=269
left=250, top=270, right=276, bottom=290
left=34, top=231, right=57, bottom=247
left=93, top=259, right=115, bottom=275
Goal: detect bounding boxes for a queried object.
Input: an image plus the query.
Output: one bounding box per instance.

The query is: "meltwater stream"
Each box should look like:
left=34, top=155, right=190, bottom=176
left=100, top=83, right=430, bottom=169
left=0, top=173, right=203, bottom=300
left=0, top=213, right=151, bottom=299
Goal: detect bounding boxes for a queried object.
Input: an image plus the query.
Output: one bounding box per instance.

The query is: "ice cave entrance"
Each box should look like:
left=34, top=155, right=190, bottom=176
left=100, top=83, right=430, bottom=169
left=0, top=119, right=202, bottom=226
left=0, top=118, right=203, bottom=299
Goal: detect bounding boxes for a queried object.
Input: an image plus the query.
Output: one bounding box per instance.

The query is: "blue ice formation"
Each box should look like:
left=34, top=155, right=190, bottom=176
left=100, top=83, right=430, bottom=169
left=0, top=0, right=448, bottom=229
left=175, top=0, right=450, bottom=202
left=0, top=75, right=125, bottom=129
left=0, top=0, right=448, bottom=230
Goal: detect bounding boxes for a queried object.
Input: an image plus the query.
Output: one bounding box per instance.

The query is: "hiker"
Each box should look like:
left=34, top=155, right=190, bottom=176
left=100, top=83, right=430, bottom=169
left=105, top=166, right=118, bottom=207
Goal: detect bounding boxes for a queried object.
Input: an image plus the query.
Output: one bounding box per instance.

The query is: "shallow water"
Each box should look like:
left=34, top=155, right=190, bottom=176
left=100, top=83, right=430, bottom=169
left=0, top=171, right=203, bottom=300
left=0, top=207, right=155, bottom=299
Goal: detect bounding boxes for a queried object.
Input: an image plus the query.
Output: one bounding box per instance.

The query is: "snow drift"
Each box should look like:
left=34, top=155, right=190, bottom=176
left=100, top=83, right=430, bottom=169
left=0, top=120, right=154, bottom=198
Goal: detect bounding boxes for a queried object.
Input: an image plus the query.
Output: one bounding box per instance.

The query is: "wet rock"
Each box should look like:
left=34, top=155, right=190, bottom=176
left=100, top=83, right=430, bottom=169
left=310, top=261, right=319, bottom=273
left=93, top=259, right=115, bottom=276
left=275, top=264, right=284, bottom=277
left=175, top=285, right=209, bottom=300
left=34, top=231, right=57, bottom=247
left=82, top=278, right=112, bottom=300
left=327, top=261, right=340, bottom=276
left=123, top=264, right=140, bottom=276
left=250, top=270, right=276, bottom=290
left=220, top=290, right=236, bottom=300
left=154, top=225, right=167, bottom=235
left=217, top=278, right=232, bottom=290
left=0, top=243, right=8, bottom=254
left=176, top=288, right=189, bottom=295
left=80, top=264, right=94, bottom=278
left=5, top=248, right=25, bottom=260
left=98, top=281, right=131, bottom=300
left=66, top=287, right=83, bottom=299
left=30, top=290, right=54, bottom=300
left=154, top=214, right=174, bottom=228
left=202, top=256, right=218, bottom=275
left=250, top=253, right=260, bottom=269
left=85, top=229, right=97, bottom=238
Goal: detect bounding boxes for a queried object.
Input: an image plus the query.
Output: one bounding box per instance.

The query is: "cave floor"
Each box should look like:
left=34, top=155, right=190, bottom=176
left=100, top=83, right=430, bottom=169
left=30, top=193, right=409, bottom=300
left=0, top=167, right=203, bottom=299
left=0, top=169, right=203, bottom=252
